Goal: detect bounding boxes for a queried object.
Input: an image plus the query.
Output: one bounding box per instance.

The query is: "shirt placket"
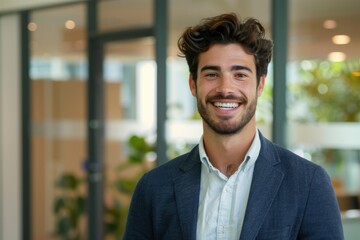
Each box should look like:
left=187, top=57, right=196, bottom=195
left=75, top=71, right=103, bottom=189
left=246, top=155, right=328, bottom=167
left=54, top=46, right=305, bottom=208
left=217, top=177, right=235, bottom=240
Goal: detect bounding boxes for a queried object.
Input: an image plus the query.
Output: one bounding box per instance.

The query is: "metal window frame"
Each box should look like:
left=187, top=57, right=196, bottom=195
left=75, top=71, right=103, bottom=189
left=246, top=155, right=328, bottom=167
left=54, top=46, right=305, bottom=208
left=20, top=10, right=31, bottom=240
left=272, top=0, right=288, bottom=147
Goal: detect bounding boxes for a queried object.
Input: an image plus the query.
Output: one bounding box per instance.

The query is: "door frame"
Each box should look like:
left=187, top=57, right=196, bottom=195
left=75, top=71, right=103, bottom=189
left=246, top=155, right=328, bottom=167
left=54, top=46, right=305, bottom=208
left=86, top=0, right=168, bottom=238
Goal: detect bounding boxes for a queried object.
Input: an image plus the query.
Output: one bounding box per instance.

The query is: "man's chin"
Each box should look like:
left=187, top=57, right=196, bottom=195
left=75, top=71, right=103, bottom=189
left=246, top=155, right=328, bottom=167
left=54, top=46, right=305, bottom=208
left=208, top=122, right=243, bottom=135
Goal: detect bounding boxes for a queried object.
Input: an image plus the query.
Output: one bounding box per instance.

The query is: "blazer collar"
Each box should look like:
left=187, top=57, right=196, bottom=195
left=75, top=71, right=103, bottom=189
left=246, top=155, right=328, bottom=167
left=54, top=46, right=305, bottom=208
left=240, top=133, right=284, bottom=240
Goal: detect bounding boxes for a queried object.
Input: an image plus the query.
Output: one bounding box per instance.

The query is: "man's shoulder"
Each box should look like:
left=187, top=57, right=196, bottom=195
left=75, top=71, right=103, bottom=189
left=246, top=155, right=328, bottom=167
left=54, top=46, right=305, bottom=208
left=260, top=134, right=324, bottom=174
left=144, top=145, right=200, bottom=179
left=258, top=136, right=333, bottom=198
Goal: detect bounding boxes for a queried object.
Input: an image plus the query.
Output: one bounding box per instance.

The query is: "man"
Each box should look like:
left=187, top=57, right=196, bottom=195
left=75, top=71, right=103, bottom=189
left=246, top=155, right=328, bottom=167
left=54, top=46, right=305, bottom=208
left=124, top=13, right=344, bottom=240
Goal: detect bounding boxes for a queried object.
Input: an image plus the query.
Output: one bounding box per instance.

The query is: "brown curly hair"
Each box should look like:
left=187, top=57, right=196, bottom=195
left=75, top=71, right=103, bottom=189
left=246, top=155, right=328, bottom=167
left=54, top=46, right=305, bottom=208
left=177, top=13, right=273, bottom=84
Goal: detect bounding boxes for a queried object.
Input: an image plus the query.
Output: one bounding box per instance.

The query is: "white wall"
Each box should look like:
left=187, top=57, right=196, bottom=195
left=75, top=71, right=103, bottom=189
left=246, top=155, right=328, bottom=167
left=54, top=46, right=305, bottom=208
left=0, top=14, right=22, bottom=240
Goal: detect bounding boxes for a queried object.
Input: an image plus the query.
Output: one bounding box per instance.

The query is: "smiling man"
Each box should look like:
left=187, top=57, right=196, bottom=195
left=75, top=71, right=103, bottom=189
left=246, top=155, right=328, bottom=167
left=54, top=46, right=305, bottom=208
left=124, top=13, right=344, bottom=240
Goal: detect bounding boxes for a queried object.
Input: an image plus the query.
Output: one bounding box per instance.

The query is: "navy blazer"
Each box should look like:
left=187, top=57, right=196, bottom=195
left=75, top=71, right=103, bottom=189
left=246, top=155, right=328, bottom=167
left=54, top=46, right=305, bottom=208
left=124, top=132, right=344, bottom=240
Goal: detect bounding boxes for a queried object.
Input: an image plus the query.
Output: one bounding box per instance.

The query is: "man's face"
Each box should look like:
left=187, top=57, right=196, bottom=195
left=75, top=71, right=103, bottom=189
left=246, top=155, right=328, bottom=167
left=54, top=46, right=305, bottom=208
left=189, top=43, right=265, bottom=135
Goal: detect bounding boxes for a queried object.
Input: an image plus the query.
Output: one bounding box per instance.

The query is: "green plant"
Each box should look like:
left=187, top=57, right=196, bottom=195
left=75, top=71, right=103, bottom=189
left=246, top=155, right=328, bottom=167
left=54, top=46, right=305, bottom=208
left=290, top=60, right=360, bottom=122
left=53, top=173, right=86, bottom=240
left=104, top=134, right=155, bottom=239
left=52, top=135, right=161, bottom=239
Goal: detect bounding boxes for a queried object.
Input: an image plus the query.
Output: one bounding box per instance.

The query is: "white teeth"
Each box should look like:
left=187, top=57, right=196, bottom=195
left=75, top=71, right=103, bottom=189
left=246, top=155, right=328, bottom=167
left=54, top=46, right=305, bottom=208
left=214, top=102, right=239, bottom=109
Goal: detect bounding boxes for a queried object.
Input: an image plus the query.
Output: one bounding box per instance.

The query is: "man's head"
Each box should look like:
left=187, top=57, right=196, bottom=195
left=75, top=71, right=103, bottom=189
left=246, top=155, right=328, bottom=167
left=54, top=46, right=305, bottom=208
left=178, top=13, right=273, bottom=135
left=177, top=13, right=273, bottom=84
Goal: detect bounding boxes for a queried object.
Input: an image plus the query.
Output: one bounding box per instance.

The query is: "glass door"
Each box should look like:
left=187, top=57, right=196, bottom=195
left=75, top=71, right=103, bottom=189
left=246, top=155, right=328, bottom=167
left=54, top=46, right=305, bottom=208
left=29, top=3, right=88, bottom=239
left=102, top=37, right=156, bottom=239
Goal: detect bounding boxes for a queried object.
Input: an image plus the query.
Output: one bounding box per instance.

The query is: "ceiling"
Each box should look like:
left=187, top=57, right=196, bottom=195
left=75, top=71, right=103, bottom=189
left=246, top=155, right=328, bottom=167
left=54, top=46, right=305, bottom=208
left=29, top=0, right=360, bottom=62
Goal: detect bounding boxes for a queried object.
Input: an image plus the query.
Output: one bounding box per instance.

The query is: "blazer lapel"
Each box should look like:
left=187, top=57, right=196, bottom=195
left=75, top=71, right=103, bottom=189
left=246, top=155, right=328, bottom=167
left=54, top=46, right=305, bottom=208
left=240, top=136, right=284, bottom=240
left=174, top=147, right=201, bottom=240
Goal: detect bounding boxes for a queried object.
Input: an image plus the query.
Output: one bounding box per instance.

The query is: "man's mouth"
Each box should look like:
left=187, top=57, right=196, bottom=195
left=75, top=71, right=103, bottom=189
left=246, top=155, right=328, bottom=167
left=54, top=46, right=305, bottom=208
left=213, top=102, right=239, bottom=109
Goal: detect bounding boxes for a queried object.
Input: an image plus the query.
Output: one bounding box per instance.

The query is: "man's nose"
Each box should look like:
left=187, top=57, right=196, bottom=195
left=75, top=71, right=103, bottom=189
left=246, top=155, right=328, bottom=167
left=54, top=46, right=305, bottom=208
left=216, top=73, right=234, bottom=94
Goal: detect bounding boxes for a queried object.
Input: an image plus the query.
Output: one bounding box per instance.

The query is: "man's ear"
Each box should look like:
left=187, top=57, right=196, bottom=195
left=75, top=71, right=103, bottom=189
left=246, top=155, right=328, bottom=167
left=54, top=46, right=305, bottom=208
left=189, top=74, right=196, bottom=96
left=257, top=75, right=266, bottom=97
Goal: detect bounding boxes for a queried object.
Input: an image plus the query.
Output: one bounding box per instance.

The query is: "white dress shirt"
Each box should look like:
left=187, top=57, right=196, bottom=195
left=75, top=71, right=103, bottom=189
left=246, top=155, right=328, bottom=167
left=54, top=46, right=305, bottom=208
left=196, top=130, right=261, bottom=240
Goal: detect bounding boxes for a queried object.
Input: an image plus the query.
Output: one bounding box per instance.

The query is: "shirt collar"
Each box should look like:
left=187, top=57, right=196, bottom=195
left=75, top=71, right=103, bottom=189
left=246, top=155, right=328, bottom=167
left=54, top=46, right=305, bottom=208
left=199, top=129, right=261, bottom=174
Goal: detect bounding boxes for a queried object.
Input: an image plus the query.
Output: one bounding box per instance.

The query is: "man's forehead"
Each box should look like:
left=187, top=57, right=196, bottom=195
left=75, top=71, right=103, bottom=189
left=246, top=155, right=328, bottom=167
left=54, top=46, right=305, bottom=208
left=198, top=44, right=256, bottom=66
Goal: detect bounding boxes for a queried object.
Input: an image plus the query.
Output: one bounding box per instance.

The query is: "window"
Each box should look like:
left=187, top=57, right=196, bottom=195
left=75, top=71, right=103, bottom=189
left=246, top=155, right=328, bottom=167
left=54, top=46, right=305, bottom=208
left=288, top=0, right=360, bottom=214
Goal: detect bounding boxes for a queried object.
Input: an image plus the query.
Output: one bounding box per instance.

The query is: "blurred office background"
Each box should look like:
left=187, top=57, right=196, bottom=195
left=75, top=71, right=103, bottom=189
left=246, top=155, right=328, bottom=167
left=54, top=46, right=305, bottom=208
left=0, top=0, right=359, bottom=239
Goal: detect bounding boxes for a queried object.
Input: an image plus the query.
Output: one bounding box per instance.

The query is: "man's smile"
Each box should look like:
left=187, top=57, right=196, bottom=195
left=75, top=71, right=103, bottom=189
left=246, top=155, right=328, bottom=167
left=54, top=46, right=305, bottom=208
left=213, top=102, right=239, bottom=109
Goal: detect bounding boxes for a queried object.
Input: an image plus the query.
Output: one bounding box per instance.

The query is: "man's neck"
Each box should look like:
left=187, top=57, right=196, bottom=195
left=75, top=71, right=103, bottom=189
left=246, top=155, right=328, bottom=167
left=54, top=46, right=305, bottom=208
left=202, top=122, right=257, bottom=177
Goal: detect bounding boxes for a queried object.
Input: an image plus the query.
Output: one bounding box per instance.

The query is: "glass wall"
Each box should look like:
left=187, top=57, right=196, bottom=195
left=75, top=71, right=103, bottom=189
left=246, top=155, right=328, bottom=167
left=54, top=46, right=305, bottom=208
left=29, top=4, right=88, bottom=239
left=288, top=0, right=360, bottom=217
left=21, top=0, right=360, bottom=238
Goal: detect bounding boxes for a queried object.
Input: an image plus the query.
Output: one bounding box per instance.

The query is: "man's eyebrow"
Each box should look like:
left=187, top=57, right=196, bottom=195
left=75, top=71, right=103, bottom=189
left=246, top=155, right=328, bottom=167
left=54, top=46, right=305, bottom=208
left=231, top=65, right=253, bottom=73
left=200, top=65, right=253, bottom=73
left=200, top=65, right=221, bottom=72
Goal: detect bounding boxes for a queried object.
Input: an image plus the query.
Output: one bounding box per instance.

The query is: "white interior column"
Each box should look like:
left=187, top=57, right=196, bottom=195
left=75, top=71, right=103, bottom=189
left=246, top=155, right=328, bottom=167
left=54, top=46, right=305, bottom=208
left=0, top=14, right=22, bottom=240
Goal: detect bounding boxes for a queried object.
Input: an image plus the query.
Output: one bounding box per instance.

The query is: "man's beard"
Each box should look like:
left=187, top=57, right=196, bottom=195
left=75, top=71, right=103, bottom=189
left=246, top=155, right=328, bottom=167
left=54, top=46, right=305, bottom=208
left=196, top=92, right=257, bottom=135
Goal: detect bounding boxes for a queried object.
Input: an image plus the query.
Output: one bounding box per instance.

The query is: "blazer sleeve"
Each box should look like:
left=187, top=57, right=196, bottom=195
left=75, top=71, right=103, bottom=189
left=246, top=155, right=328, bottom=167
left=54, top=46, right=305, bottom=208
left=298, top=166, right=344, bottom=239
left=123, top=173, right=153, bottom=240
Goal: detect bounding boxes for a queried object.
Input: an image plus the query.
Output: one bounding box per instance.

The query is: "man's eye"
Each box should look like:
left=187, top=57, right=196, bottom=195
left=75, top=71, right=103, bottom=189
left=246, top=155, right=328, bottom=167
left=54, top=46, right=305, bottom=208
left=235, top=73, right=247, bottom=78
left=205, top=73, right=217, bottom=78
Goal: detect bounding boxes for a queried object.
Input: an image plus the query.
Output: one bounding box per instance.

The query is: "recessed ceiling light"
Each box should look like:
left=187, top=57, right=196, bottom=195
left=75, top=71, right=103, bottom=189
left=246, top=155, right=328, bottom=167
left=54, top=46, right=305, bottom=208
left=27, top=22, right=37, bottom=31
left=332, top=35, right=351, bottom=45
left=323, top=20, right=337, bottom=29
left=328, top=52, right=346, bottom=62
left=65, top=20, right=76, bottom=30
